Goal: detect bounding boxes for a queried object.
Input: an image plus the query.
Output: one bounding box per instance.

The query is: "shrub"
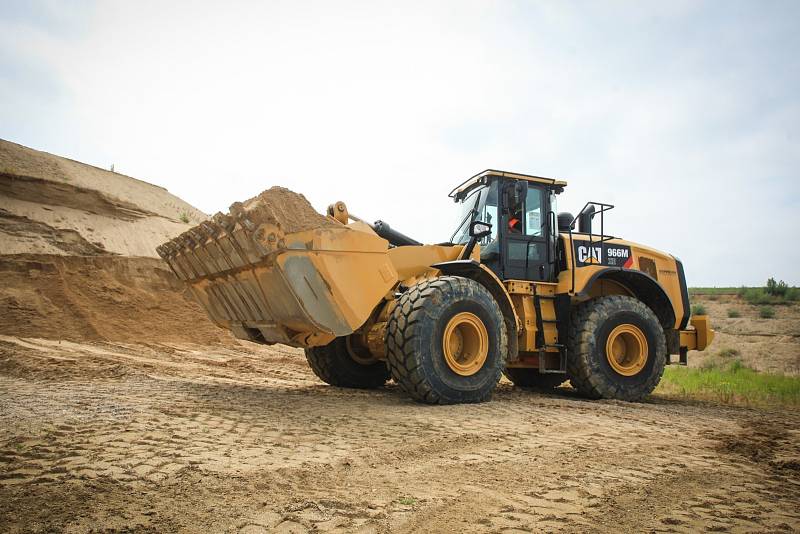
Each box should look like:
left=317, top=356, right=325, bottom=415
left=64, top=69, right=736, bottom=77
left=692, top=304, right=707, bottom=315
left=759, top=306, right=775, bottom=319
left=740, top=286, right=797, bottom=306
left=737, top=286, right=748, bottom=297
left=179, top=211, right=190, bottom=224
left=727, top=309, right=741, bottom=318
left=766, top=277, right=788, bottom=296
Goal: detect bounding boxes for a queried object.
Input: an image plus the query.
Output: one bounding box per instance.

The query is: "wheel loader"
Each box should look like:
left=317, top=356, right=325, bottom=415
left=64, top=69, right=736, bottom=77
left=157, top=170, right=714, bottom=404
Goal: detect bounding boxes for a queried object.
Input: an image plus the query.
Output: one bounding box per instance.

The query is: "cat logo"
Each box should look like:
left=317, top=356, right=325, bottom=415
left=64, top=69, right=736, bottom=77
left=577, top=245, right=603, bottom=264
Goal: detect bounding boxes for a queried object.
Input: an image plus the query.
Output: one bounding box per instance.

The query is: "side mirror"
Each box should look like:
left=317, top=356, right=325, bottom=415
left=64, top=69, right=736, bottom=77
left=469, top=220, right=492, bottom=238
left=459, top=220, right=493, bottom=261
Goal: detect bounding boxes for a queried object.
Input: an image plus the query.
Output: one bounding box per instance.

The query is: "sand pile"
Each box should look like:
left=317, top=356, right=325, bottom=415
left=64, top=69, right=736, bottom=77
left=0, top=254, right=232, bottom=344
left=0, top=140, right=238, bottom=346
left=234, top=186, right=337, bottom=234
left=0, top=139, right=206, bottom=257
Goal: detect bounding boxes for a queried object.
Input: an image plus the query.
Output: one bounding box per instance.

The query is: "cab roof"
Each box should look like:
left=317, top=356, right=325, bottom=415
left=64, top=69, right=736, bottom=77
left=449, top=169, right=568, bottom=200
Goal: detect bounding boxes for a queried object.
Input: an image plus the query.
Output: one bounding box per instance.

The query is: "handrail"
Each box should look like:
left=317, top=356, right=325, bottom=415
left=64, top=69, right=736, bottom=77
left=568, top=201, right=615, bottom=294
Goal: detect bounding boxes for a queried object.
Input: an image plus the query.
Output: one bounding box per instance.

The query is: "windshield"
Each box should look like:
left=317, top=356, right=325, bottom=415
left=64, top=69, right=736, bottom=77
left=450, top=182, right=499, bottom=244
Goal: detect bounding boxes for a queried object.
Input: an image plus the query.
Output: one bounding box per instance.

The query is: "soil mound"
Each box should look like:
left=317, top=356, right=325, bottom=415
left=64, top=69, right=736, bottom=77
left=0, top=254, right=232, bottom=344
left=235, top=186, right=337, bottom=234
left=0, top=139, right=207, bottom=257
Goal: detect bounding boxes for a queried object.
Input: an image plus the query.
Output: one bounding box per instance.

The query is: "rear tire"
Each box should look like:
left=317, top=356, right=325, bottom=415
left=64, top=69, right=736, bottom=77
left=504, top=368, right=565, bottom=391
left=305, top=336, right=390, bottom=389
left=567, top=296, right=666, bottom=401
left=385, top=276, right=507, bottom=405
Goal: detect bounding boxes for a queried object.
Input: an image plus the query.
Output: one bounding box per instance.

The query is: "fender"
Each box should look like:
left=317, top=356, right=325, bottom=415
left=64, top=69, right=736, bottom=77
left=432, top=260, right=521, bottom=360
left=580, top=267, right=677, bottom=328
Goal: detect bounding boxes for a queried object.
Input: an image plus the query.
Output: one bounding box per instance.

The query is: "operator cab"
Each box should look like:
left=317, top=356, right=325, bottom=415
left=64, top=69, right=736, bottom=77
left=450, top=170, right=566, bottom=282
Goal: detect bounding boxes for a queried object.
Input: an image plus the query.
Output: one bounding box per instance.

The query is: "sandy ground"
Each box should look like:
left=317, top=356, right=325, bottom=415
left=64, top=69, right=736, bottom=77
left=688, top=294, right=800, bottom=375
left=1, top=335, right=798, bottom=534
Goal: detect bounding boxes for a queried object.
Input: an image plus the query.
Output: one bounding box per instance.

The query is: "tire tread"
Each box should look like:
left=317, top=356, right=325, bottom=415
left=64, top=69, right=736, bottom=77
left=566, top=295, right=666, bottom=401
left=305, top=337, right=389, bottom=389
left=385, top=276, right=507, bottom=404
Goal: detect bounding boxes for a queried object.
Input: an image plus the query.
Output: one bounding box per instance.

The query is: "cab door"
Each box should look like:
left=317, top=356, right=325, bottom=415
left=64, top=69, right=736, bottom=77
left=503, top=183, right=552, bottom=281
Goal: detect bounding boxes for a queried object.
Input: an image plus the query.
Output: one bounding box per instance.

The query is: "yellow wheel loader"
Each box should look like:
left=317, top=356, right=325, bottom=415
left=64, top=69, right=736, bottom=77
left=157, top=170, right=714, bottom=404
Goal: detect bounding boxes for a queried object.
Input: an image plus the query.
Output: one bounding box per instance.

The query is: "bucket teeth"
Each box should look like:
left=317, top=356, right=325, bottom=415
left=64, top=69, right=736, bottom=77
left=178, top=233, right=195, bottom=249
left=156, top=241, right=177, bottom=260
left=188, top=228, right=206, bottom=245
left=156, top=208, right=269, bottom=280
left=239, top=216, right=256, bottom=232
left=199, top=221, right=220, bottom=238
left=212, top=212, right=234, bottom=232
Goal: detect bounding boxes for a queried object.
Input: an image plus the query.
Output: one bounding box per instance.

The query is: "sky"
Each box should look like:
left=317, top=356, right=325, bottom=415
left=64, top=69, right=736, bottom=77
left=1, top=0, right=798, bottom=286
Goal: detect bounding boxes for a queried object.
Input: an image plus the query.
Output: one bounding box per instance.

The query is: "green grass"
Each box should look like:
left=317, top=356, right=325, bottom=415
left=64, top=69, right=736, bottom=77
left=689, top=287, right=740, bottom=296
left=726, top=308, right=741, bottom=318
left=657, top=358, right=800, bottom=407
left=179, top=210, right=190, bottom=224
left=397, top=497, right=418, bottom=506
left=691, top=304, right=707, bottom=315
left=759, top=306, right=775, bottom=319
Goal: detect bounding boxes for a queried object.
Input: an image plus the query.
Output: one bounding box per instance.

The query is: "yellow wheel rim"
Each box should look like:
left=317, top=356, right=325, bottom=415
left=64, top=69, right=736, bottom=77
left=345, top=336, right=377, bottom=365
left=442, top=312, right=489, bottom=376
left=605, top=324, right=648, bottom=376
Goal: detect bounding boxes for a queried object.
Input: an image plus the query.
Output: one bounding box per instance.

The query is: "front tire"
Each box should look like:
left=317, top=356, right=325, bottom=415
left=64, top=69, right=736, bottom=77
left=385, top=276, right=507, bottom=404
left=567, top=296, right=666, bottom=401
left=305, top=336, right=390, bottom=389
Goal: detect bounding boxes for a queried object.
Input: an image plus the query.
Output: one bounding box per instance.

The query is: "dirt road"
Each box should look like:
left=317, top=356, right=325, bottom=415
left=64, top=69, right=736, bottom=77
left=1, top=336, right=798, bottom=533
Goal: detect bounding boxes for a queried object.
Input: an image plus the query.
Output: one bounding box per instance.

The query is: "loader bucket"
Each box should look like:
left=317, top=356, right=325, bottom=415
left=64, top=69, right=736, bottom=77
left=157, top=213, right=399, bottom=348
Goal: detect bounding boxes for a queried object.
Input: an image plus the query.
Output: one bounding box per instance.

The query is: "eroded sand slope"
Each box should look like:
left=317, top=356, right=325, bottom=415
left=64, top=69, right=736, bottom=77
left=0, top=139, right=206, bottom=257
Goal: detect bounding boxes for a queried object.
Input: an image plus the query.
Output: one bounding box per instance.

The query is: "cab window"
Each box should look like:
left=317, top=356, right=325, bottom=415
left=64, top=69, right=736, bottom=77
left=450, top=181, right=499, bottom=245
left=524, top=186, right=543, bottom=236
left=481, top=183, right=499, bottom=244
